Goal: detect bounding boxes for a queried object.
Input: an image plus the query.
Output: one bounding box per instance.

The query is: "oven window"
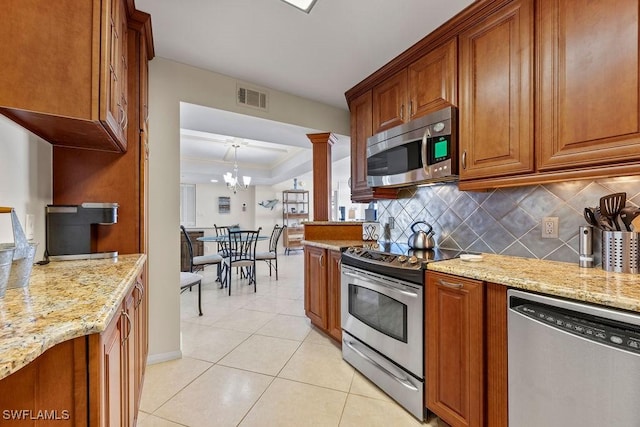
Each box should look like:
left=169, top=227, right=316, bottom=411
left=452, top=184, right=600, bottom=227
left=348, top=283, right=408, bottom=342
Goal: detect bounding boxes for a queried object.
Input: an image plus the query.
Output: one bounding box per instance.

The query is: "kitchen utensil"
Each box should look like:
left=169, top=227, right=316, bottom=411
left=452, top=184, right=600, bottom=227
left=632, top=215, right=640, bottom=232
left=600, top=192, right=626, bottom=231
left=407, top=221, right=435, bottom=249
left=594, top=207, right=614, bottom=231
left=620, top=206, right=640, bottom=232
left=584, top=207, right=598, bottom=227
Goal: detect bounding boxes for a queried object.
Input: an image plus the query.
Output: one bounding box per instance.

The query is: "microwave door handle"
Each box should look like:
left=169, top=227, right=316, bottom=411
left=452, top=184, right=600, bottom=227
left=343, top=271, right=418, bottom=298
left=421, top=127, right=430, bottom=169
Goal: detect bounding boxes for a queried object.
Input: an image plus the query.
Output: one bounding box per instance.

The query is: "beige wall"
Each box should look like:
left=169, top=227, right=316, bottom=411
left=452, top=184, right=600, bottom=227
left=147, top=57, right=350, bottom=362
left=0, top=116, right=51, bottom=259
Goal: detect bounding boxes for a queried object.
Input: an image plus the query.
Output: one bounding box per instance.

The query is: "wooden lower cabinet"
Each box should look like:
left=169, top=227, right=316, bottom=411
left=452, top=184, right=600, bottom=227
left=327, top=250, right=342, bottom=341
left=426, top=271, right=484, bottom=427
left=0, top=338, right=88, bottom=426
left=0, top=272, right=147, bottom=426
left=304, top=245, right=342, bottom=341
left=425, top=273, right=509, bottom=427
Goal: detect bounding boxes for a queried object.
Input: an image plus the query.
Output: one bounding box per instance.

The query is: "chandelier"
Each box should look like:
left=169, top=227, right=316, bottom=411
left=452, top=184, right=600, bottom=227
left=223, top=144, right=251, bottom=193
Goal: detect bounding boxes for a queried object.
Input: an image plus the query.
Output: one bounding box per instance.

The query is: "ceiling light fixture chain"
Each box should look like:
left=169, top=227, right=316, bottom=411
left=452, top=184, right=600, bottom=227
left=223, top=144, right=252, bottom=193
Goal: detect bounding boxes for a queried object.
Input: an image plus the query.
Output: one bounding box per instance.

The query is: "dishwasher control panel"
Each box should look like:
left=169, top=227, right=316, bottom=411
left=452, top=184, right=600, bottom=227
left=514, top=303, right=640, bottom=355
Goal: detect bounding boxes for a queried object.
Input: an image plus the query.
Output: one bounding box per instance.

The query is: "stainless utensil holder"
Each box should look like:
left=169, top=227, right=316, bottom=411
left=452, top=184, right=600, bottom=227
left=602, top=231, right=640, bottom=273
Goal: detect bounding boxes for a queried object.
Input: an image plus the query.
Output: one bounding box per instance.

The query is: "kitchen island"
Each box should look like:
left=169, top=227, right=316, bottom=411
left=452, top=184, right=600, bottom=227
left=0, top=254, right=147, bottom=425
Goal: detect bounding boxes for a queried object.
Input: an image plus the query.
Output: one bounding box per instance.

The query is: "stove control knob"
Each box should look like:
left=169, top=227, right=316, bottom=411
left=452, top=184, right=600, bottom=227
left=397, top=255, right=407, bottom=263
left=408, top=256, right=418, bottom=265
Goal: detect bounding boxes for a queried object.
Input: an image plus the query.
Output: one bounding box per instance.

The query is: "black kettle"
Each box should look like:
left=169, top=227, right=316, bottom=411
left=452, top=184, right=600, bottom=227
left=407, top=221, right=435, bottom=249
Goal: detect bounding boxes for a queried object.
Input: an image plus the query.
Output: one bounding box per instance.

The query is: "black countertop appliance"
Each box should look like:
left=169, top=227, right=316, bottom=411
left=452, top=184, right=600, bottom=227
left=45, top=203, right=118, bottom=261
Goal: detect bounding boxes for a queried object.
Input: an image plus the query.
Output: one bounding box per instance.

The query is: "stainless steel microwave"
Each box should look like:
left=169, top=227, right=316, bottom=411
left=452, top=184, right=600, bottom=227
left=366, top=106, right=457, bottom=188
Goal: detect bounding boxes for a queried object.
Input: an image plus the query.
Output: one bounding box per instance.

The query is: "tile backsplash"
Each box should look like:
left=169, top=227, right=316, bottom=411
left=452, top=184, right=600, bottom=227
left=376, top=176, right=640, bottom=265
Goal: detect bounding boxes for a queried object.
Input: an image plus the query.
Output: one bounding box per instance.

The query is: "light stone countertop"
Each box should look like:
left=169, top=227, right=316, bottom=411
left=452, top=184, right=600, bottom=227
left=0, top=254, right=146, bottom=380
left=427, top=253, right=640, bottom=312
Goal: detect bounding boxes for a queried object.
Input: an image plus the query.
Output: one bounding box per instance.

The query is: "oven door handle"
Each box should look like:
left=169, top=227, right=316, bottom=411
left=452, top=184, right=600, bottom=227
left=343, top=271, right=419, bottom=298
left=343, top=338, right=419, bottom=392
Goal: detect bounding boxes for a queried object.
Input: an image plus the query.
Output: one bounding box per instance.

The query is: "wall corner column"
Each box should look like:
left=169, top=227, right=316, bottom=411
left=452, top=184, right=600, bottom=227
left=307, top=132, right=336, bottom=221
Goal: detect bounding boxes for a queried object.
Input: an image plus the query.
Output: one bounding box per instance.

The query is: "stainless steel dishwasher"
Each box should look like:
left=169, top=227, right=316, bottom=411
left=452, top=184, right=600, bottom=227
left=508, top=289, right=640, bottom=427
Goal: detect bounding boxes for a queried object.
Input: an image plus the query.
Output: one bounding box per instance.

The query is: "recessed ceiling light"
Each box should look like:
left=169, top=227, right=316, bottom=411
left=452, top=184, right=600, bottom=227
left=211, top=179, right=218, bottom=183
left=280, top=0, right=318, bottom=13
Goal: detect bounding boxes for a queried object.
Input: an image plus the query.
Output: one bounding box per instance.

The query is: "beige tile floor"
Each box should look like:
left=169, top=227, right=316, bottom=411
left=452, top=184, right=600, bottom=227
left=138, top=250, right=448, bottom=427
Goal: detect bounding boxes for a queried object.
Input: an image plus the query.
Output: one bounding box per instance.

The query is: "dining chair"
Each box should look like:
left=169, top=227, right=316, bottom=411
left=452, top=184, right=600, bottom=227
left=180, top=272, right=203, bottom=316
left=220, top=228, right=261, bottom=296
left=255, top=224, right=286, bottom=280
left=180, top=225, right=223, bottom=274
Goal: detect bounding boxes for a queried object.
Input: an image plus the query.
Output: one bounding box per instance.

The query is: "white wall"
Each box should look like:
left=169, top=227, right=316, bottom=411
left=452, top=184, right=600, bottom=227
left=147, top=57, right=350, bottom=362
left=0, top=116, right=51, bottom=259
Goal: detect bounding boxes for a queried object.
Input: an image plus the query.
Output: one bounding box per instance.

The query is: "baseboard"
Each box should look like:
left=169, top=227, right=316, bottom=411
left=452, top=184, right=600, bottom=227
left=146, top=350, right=182, bottom=365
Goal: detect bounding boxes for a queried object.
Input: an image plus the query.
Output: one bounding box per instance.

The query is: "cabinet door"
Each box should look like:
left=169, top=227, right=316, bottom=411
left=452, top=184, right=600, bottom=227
left=372, top=69, right=408, bottom=133
left=327, top=250, right=342, bottom=341
left=350, top=91, right=374, bottom=201
left=134, top=276, right=147, bottom=416
left=102, top=0, right=128, bottom=149
left=459, top=0, right=534, bottom=180
left=124, top=290, right=136, bottom=427
left=537, top=0, right=640, bottom=170
left=426, top=272, right=484, bottom=427
left=408, top=38, right=457, bottom=118
left=304, top=246, right=328, bottom=329
left=102, top=307, right=126, bottom=427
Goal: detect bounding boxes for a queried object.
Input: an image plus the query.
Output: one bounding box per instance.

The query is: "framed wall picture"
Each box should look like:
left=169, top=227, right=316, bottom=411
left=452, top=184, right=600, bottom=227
left=218, top=196, right=230, bottom=214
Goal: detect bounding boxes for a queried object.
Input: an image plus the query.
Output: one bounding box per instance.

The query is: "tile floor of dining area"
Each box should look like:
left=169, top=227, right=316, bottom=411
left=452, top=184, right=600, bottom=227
left=138, top=249, right=448, bottom=426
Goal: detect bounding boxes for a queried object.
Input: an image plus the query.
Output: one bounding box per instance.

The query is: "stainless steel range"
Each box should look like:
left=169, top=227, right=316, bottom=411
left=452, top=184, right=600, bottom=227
left=340, top=243, right=460, bottom=420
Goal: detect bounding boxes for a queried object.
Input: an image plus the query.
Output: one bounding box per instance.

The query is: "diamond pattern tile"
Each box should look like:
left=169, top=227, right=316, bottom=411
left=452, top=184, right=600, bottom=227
left=374, top=177, right=640, bottom=262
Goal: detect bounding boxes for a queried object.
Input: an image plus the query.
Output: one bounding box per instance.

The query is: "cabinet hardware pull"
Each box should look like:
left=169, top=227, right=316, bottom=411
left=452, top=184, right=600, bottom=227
left=135, top=281, right=144, bottom=308
left=400, top=104, right=404, bottom=121
left=462, top=150, right=467, bottom=170
left=319, top=254, right=325, bottom=267
left=409, top=100, right=413, bottom=117
left=438, top=279, right=463, bottom=289
left=121, top=310, right=132, bottom=345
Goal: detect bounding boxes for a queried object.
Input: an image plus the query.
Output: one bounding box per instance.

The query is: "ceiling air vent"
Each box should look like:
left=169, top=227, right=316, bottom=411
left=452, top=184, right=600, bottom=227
left=237, top=85, right=268, bottom=110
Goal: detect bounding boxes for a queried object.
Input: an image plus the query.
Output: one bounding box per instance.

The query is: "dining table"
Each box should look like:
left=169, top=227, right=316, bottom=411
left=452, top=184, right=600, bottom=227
left=197, top=234, right=269, bottom=243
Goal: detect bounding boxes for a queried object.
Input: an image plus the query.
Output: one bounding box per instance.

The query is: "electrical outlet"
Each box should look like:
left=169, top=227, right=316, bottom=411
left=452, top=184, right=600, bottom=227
left=542, top=216, right=559, bottom=239
left=388, top=216, right=395, bottom=229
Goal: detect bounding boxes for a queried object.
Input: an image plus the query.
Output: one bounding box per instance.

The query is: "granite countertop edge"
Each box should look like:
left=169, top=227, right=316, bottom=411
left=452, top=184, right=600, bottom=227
left=427, top=253, right=640, bottom=313
left=302, top=239, right=369, bottom=251
left=0, top=254, right=146, bottom=380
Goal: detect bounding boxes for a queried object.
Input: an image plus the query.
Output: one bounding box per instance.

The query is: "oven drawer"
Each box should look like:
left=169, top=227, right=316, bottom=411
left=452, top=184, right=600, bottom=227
left=342, top=331, right=424, bottom=420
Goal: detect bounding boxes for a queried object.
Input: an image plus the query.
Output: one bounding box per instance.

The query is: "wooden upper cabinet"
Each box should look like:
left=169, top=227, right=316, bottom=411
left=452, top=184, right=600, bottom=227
left=0, top=0, right=129, bottom=152
left=536, top=0, right=640, bottom=170
left=350, top=91, right=374, bottom=200
left=408, top=38, right=458, bottom=118
left=459, top=0, right=534, bottom=180
left=372, top=40, right=458, bottom=135
left=372, top=69, right=408, bottom=133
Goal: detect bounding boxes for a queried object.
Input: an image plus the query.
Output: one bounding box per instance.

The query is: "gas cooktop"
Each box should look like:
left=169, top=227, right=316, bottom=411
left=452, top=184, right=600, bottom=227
left=342, top=242, right=462, bottom=271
